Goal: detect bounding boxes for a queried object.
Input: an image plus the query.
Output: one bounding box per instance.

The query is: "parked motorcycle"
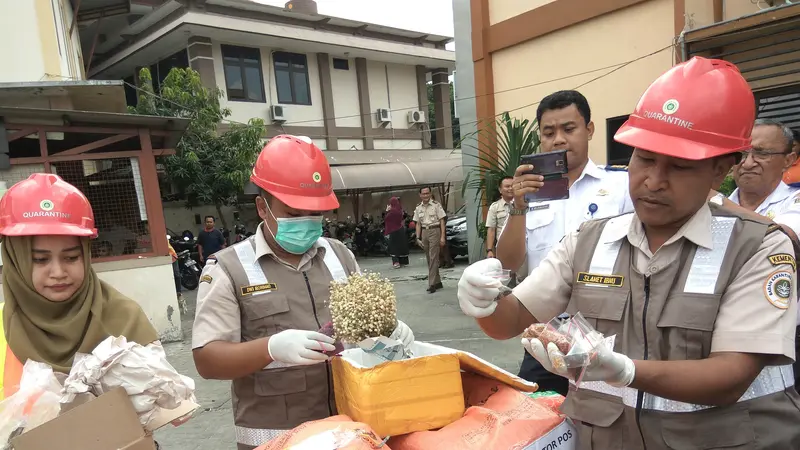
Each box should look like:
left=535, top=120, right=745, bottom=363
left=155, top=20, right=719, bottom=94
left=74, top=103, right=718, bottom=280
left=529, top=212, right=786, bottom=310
left=233, top=223, right=253, bottom=243
left=176, top=249, right=200, bottom=291
left=168, top=229, right=201, bottom=268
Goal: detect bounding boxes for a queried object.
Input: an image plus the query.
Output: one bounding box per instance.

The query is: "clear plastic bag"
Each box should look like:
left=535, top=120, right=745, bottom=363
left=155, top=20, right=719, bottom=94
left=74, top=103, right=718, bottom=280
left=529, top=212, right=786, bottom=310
left=524, top=313, right=608, bottom=386
left=0, top=361, right=63, bottom=448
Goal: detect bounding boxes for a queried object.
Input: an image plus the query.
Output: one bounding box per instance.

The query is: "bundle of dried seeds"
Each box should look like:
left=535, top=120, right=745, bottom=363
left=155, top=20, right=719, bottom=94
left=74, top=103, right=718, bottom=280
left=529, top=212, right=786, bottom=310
left=328, top=272, right=398, bottom=343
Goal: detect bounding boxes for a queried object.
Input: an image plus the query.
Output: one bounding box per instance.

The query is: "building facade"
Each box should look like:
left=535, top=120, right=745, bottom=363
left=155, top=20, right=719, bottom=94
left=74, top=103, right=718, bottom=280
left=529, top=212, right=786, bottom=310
left=467, top=0, right=777, bottom=166
left=87, top=0, right=458, bottom=156
left=458, top=0, right=800, bottom=259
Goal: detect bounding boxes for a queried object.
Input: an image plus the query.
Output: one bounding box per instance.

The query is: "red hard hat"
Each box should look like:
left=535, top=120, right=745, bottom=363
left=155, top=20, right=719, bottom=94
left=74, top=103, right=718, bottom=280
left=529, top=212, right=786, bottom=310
left=614, top=56, right=755, bottom=160
left=0, top=173, right=97, bottom=238
left=250, top=135, right=339, bottom=211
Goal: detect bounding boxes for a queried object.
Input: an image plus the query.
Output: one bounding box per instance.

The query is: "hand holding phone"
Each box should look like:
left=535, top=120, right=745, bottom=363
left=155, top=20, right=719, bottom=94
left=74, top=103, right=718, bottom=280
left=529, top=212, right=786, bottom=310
left=518, top=150, right=569, bottom=203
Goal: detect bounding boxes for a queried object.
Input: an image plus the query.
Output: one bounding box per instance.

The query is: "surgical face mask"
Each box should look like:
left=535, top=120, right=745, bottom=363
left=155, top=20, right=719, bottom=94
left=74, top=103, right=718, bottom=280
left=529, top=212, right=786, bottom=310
left=263, top=197, right=323, bottom=254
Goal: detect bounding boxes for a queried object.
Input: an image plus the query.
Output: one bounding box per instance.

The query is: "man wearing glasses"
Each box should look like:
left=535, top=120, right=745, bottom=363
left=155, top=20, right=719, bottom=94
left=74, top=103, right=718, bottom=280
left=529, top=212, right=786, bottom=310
left=728, top=118, right=800, bottom=390
left=728, top=119, right=800, bottom=242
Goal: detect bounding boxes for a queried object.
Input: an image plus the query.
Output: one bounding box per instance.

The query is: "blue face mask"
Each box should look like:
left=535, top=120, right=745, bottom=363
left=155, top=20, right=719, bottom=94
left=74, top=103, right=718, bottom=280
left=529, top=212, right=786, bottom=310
left=265, top=199, right=323, bottom=254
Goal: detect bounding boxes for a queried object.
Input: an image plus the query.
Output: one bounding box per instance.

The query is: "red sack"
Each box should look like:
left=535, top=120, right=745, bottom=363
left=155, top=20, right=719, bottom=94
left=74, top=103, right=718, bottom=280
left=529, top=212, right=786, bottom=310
left=390, top=373, right=565, bottom=450
left=256, top=415, right=390, bottom=450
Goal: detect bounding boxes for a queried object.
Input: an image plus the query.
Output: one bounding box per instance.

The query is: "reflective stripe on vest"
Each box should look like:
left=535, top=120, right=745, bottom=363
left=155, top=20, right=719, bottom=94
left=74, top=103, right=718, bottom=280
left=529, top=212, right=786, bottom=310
left=235, top=426, right=286, bottom=447
left=581, top=215, right=791, bottom=412
left=576, top=364, right=795, bottom=412
left=588, top=215, right=736, bottom=294
left=232, top=237, right=347, bottom=296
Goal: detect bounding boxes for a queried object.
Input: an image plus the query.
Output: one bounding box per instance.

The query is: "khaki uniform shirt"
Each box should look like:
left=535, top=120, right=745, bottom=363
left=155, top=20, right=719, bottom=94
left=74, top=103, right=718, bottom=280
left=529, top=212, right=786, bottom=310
left=412, top=200, right=446, bottom=228
left=192, top=229, right=360, bottom=350
left=513, top=204, right=797, bottom=362
left=486, top=198, right=512, bottom=233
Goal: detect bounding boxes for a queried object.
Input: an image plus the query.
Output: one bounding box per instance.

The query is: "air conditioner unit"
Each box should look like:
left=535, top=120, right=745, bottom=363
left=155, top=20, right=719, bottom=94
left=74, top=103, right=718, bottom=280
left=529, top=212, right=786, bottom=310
left=407, top=110, right=426, bottom=124
left=376, top=108, right=391, bottom=124
left=270, top=105, right=287, bottom=122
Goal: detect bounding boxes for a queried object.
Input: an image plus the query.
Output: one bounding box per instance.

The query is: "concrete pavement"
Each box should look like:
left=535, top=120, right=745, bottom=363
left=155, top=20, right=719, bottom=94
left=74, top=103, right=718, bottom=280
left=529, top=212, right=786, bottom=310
left=154, top=251, right=524, bottom=449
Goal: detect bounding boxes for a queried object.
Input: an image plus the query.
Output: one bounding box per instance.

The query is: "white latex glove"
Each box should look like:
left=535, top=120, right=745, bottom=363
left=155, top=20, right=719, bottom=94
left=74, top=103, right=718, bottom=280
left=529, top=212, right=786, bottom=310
left=458, top=258, right=503, bottom=318
left=267, top=330, right=336, bottom=366
left=521, top=338, right=636, bottom=387
left=389, top=320, right=415, bottom=348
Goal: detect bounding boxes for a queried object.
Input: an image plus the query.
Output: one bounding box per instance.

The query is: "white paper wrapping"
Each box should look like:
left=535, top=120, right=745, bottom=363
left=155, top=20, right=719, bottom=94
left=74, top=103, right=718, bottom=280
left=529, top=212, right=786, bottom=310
left=61, top=336, right=196, bottom=428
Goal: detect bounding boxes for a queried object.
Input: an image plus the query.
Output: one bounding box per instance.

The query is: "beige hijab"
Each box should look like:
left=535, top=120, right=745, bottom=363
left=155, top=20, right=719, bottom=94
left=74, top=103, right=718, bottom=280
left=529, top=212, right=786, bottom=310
left=2, top=236, right=158, bottom=373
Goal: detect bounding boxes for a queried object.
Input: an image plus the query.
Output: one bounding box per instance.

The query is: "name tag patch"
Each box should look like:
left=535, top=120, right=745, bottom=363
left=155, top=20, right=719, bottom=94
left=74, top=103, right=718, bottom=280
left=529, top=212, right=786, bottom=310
left=530, top=204, right=550, bottom=211
left=764, top=270, right=793, bottom=310
left=768, top=253, right=796, bottom=271
left=241, top=283, right=278, bottom=296
left=576, top=272, right=624, bottom=287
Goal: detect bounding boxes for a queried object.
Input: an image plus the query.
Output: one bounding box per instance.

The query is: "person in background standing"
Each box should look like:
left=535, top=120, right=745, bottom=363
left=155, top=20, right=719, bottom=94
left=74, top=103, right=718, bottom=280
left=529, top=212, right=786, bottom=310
left=198, top=215, right=226, bottom=265
left=495, top=90, right=633, bottom=395
left=384, top=197, right=409, bottom=268
left=168, top=240, right=183, bottom=304
left=414, top=187, right=446, bottom=293
left=486, top=176, right=514, bottom=259
left=729, top=119, right=800, bottom=240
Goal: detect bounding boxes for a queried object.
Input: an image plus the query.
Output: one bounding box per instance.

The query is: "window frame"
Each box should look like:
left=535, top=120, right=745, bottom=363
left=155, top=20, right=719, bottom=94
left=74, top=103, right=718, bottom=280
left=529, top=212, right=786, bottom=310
left=272, top=51, right=312, bottom=106
left=606, top=114, right=635, bottom=166
left=220, top=44, right=266, bottom=103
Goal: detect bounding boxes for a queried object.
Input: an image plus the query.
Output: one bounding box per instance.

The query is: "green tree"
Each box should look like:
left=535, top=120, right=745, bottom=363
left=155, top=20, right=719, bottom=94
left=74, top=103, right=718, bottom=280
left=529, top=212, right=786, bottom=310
left=718, top=174, right=736, bottom=197
left=129, top=67, right=265, bottom=228
left=427, top=81, right=460, bottom=148
left=462, top=112, right=540, bottom=239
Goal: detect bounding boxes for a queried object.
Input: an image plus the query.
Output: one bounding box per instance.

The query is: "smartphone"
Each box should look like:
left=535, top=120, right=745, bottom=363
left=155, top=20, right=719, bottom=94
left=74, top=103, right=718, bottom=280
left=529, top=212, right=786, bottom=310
left=520, top=150, right=569, bottom=203
left=317, top=321, right=345, bottom=356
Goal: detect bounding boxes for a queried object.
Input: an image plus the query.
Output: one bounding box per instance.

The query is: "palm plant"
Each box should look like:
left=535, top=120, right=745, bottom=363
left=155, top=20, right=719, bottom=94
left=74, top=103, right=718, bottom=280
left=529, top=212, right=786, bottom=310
left=462, top=112, right=540, bottom=238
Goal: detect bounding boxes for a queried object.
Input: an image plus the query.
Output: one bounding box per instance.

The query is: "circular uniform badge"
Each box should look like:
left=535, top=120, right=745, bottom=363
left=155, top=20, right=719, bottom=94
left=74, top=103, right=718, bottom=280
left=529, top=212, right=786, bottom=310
left=40, top=199, right=55, bottom=211
left=764, top=270, right=793, bottom=309
left=312, top=172, right=322, bottom=183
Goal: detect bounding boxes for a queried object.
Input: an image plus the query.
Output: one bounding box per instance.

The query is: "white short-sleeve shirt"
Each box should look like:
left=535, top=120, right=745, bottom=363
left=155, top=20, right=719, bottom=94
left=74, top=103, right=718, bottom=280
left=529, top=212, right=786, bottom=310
left=503, top=159, right=634, bottom=274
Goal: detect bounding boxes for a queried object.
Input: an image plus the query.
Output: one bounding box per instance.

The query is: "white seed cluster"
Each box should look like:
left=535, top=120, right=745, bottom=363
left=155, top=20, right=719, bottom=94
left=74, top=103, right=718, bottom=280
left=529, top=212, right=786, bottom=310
left=329, top=272, right=398, bottom=343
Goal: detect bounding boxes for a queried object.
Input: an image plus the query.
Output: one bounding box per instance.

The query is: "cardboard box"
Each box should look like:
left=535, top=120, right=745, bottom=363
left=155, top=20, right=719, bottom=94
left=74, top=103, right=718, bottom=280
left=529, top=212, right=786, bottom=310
left=332, top=342, right=538, bottom=437
left=11, top=387, right=198, bottom=450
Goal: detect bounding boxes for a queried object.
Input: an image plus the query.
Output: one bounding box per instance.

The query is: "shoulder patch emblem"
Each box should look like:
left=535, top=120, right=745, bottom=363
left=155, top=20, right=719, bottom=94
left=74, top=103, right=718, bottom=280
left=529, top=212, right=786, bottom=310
left=200, top=274, right=213, bottom=284
left=764, top=270, right=793, bottom=310
left=604, top=165, right=628, bottom=172
left=768, top=253, right=796, bottom=271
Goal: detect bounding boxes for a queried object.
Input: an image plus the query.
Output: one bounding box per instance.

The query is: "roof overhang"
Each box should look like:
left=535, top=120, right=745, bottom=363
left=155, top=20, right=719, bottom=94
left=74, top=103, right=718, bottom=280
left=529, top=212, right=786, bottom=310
left=682, top=3, right=800, bottom=92
left=0, top=81, right=128, bottom=113
left=0, top=107, right=189, bottom=149
left=90, top=10, right=456, bottom=78
left=331, top=157, right=463, bottom=192
left=683, top=3, right=800, bottom=44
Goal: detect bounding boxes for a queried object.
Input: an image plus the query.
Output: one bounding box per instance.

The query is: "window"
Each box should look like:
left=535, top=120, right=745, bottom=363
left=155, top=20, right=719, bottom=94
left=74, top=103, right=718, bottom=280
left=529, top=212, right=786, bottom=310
left=606, top=115, right=635, bottom=166
left=273, top=51, right=311, bottom=105
left=333, top=58, right=349, bottom=70
left=221, top=45, right=266, bottom=102
left=149, top=49, right=189, bottom=93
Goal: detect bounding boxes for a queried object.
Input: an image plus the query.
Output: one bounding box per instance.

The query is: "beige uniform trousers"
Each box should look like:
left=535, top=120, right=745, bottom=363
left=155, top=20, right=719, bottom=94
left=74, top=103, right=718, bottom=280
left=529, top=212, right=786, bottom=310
left=422, top=227, right=441, bottom=287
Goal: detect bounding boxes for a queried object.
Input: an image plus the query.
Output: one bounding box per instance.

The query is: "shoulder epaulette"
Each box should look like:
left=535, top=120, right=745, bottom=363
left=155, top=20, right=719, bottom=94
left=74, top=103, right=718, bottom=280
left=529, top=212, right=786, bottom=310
left=788, top=182, right=800, bottom=189
left=767, top=223, right=783, bottom=235
left=602, top=165, right=628, bottom=172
